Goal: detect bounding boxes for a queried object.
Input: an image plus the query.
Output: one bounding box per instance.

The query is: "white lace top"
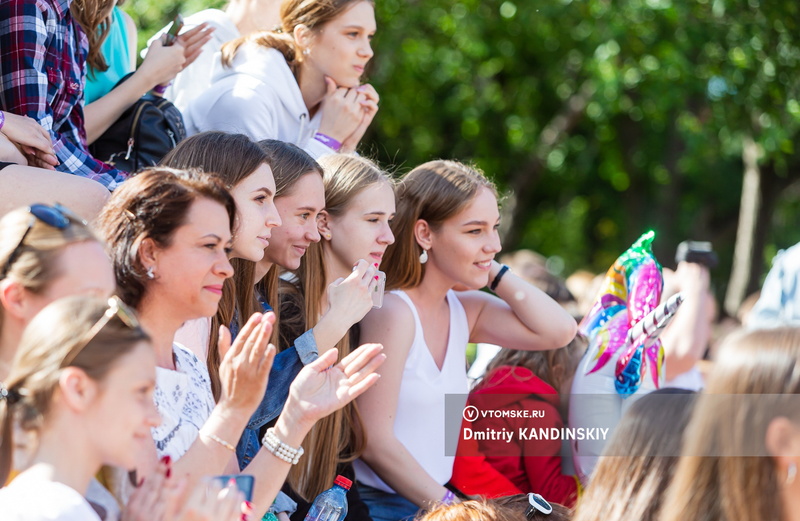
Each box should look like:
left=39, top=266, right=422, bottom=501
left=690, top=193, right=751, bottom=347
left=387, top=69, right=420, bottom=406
left=152, top=343, right=216, bottom=460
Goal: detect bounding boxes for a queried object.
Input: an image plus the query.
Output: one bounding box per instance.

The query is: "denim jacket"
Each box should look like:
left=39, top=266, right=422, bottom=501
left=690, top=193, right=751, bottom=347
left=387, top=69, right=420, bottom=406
left=231, top=301, right=319, bottom=516
left=235, top=328, right=319, bottom=467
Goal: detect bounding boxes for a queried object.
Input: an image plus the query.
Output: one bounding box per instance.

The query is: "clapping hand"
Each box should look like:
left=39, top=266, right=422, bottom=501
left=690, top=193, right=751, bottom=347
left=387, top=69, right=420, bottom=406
left=287, top=343, right=386, bottom=423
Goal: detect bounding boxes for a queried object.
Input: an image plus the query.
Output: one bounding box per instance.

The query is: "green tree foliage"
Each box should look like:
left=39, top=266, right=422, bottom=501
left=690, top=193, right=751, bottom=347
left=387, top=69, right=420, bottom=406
left=129, top=0, right=800, bottom=302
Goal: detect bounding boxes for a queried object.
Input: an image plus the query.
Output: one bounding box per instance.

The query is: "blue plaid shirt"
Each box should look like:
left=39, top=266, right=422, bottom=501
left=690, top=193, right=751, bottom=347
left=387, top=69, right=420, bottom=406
left=0, top=0, right=128, bottom=189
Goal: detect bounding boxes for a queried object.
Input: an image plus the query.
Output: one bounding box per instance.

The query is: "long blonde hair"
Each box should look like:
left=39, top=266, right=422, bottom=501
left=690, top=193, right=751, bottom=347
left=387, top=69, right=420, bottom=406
left=221, top=0, right=373, bottom=78
left=661, top=328, right=800, bottom=521
left=0, top=295, right=149, bottom=483
left=383, top=160, right=497, bottom=291
left=0, top=206, right=98, bottom=333
left=283, top=154, right=393, bottom=499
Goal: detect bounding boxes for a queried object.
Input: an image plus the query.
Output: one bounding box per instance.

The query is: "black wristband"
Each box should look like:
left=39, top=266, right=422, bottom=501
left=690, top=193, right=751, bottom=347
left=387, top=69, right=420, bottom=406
left=490, top=264, right=510, bottom=292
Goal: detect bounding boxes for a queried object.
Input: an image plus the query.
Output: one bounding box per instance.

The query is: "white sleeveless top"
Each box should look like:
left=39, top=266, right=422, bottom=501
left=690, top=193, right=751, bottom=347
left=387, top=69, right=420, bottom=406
left=354, top=290, right=470, bottom=493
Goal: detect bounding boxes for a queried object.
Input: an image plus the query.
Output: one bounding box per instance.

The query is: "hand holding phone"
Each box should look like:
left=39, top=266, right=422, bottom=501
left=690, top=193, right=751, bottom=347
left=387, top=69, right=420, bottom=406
left=163, top=14, right=184, bottom=46
left=372, top=271, right=386, bottom=309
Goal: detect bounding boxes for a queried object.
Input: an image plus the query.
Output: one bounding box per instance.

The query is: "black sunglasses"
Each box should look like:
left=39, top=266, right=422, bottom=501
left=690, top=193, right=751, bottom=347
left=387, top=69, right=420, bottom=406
left=525, top=493, right=553, bottom=519
left=0, top=204, right=85, bottom=279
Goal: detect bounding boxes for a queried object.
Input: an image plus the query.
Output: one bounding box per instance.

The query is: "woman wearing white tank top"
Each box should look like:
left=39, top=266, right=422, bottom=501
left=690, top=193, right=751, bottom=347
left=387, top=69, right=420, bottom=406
left=355, top=160, right=578, bottom=521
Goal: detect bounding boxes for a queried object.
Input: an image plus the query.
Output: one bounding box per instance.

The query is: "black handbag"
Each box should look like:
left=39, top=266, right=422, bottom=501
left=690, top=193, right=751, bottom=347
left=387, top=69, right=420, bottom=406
left=90, top=74, right=186, bottom=173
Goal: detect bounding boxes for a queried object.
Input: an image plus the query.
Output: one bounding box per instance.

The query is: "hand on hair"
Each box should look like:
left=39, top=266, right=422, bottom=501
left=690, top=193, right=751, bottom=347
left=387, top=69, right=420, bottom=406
left=326, top=258, right=378, bottom=328
left=0, top=111, right=57, bottom=168
left=285, top=343, right=385, bottom=424
left=217, top=312, right=276, bottom=414
left=317, top=76, right=366, bottom=144
left=340, top=83, right=379, bottom=154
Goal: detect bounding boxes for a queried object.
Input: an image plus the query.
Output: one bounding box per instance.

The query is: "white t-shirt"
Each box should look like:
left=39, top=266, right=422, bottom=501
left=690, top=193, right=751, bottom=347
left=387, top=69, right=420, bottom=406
left=0, top=473, right=101, bottom=521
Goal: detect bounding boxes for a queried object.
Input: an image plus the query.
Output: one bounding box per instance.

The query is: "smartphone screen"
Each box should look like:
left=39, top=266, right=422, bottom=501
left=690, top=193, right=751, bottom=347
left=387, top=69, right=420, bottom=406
left=372, top=271, right=386, bottom=309
left=212, top=474, right=254, bottom=502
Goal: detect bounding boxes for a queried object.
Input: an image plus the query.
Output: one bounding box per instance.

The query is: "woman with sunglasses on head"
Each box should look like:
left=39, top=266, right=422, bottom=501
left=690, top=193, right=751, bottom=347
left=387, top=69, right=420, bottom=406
left=354, top=160, right=577, bottom=521
left=0, top=204, right=115, bottom=382
left=0, top=295, right=245, bottom=521
left=263, top=153, right=394, bottom=520
left=185, top=0, right=378, bottom=158
left=98, top=167, right=385, bottom=519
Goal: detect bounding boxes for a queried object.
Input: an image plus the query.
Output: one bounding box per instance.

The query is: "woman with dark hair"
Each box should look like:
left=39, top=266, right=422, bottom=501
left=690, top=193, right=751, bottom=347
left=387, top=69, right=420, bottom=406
left=98, top=167, right=385, bottom=519
left=185, top=0, right=378, bottom=157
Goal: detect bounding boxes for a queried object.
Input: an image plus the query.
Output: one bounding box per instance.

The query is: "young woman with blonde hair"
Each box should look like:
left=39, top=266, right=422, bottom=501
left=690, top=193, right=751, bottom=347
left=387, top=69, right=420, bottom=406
left=661, top=327, right=800, bottom=521
left=274, top=153, right=394, bottom=519
left=185, top=0, right=379, bottom=157
left=0, top=295, right=244, bottom=521
left=355, top=160, right=577, bottom=520
left=0, top=204, right=115, bottom=381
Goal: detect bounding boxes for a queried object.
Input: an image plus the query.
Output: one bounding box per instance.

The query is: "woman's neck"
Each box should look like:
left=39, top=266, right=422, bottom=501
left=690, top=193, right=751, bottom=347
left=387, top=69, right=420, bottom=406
left=297, top=63, right=327, bottom=115
left=136, top=298, right=185, bottom=370
left=226, top=0, right=281, bottom=36
left=25, top=425, right=100, bottom=495
left=404, top=265, right=453, bottom=309
left=0, top=320, right=22, bottom=381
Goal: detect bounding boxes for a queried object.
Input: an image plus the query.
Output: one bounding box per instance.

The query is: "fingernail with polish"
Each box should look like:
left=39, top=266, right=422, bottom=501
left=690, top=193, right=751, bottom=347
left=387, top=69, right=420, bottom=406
left=160, top=455, right=171, bottom=465
left=373, top=263, right=379, bottom=268
left=374, top=275, right=379, bottom=280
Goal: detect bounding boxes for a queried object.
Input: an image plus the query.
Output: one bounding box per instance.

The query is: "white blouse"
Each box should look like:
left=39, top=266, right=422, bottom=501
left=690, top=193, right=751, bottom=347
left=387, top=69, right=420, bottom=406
left=152, top=343, right=216, bottom=460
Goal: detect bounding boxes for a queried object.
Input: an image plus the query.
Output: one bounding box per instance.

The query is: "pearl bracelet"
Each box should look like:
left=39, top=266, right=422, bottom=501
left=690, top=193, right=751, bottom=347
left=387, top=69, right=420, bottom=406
left=261, top=427, right=304, bottom=465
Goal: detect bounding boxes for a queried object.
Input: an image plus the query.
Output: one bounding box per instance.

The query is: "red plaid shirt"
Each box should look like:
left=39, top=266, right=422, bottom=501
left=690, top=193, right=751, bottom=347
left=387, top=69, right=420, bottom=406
left=0, top=0, right=128, bottom=189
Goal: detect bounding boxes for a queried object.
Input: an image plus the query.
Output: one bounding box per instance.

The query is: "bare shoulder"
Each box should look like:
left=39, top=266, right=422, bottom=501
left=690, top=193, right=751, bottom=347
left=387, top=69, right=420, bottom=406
left=454, top=289, right=507, bottom=327
left=360, top=293, right=416, bottom=354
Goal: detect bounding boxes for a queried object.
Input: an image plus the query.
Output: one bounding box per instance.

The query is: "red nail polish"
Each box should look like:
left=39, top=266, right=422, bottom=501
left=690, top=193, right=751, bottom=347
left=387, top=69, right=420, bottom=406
left=373, top=263, right=379, bottom=268
left=228, top=477, right=237, bottom=486
left=374, top=275, right=379, bottom=280
left=160, top=455, right=171, bottom=465
left=166, top=467, right=172, bottom=478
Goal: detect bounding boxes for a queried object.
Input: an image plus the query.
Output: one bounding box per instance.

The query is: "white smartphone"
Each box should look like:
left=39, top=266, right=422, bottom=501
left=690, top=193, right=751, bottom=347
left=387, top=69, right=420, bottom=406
left=372, top=271, right=386, bottom=309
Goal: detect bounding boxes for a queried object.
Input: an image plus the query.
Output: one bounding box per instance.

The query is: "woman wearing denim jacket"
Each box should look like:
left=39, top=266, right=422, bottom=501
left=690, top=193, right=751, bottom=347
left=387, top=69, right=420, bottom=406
left=236, top=141, right=379, bottom=474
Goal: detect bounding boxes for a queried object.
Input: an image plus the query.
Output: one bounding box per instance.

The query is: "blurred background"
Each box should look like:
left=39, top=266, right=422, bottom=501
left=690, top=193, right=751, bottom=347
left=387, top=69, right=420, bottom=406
left=127, top=0, right=800, bottom=317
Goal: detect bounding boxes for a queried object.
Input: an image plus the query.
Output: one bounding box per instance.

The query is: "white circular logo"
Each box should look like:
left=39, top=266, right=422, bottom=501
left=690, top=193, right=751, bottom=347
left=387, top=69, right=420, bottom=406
left=462, top=405, right=480, bottom=422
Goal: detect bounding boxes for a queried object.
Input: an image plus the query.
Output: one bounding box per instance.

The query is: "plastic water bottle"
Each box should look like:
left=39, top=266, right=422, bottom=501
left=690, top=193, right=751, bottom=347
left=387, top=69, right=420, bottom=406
left=304, top=475, right=352, bottom=521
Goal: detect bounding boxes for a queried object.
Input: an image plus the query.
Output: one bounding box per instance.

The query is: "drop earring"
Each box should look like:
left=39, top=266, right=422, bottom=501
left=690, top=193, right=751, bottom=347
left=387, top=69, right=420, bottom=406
left=146, top=266, right=155, bottom=279
left=419, top=249, right=428, bottom=264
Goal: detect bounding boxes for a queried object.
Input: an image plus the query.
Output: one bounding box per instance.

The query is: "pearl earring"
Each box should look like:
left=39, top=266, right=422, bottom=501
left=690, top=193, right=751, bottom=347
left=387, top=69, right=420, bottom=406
left=146, top=266, right=155, bottom=279
left=419, top=249, right=428, bottom=264
left=302, top=48, right=310, bottom=56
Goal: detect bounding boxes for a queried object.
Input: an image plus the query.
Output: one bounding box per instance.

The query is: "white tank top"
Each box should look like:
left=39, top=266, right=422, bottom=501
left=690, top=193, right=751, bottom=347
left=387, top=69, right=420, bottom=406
left=354, top=289, right=470, bottom=493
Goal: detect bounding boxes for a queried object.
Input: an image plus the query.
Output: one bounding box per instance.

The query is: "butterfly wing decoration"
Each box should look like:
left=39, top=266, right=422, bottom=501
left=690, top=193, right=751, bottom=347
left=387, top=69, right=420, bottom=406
left=578, top=231, right=683, bottom=397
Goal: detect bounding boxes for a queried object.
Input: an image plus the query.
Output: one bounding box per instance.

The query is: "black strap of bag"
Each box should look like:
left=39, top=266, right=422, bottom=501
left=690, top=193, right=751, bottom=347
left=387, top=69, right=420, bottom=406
left=89, top=73, right=186, bottom=173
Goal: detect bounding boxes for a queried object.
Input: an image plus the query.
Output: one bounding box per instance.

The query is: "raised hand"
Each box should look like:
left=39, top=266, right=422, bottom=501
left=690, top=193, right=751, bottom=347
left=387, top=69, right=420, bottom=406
left=286, top=343, right=386, bottom=423
left=327, top=259, right=378, bottom=327
left=176, top=23, right=215, bottom=69
left=340, top=84, right=379, bottom=153
left=317, top=76, right=365, bottom=144
left=217, top=312, right=277, bottom=414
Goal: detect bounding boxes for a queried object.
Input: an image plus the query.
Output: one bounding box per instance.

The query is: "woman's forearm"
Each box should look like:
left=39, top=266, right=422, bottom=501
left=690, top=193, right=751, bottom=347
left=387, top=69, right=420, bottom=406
left=84, top=70, right=157, bottom=144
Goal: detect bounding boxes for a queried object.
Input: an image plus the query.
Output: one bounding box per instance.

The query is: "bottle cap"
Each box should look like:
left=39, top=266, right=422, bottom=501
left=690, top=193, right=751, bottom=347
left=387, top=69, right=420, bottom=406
left=333, top=475, right=352, bottom=490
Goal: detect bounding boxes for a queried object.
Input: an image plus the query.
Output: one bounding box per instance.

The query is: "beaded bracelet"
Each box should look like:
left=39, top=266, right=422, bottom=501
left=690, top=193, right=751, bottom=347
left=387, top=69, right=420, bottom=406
left=442, top=489, right=456, bottom=505
left=261, top=427, right=304, bottom=465
left=200, top=431, right=236, bottom=452
left=0, top=110, right=5, bottom=132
